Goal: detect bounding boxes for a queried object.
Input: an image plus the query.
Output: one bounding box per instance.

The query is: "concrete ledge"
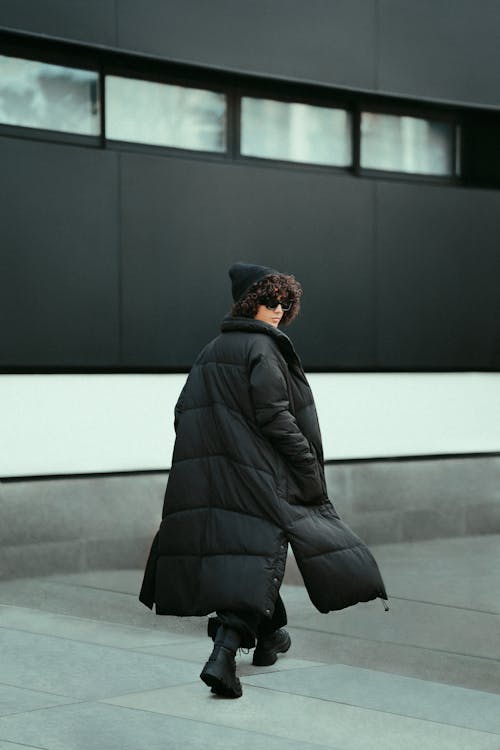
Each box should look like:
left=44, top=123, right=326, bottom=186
left=1, top=455, right=499, bottom=580
left=325, top=456, right=500, bottom=545
left=0, top=474, right=165, bottom=580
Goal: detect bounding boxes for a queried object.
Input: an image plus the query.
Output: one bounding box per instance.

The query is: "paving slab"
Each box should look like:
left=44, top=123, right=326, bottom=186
left=102, top=681, right=500, bottom=750
left=0, top=685, right=75, bottom=718
left=283, top=625, right=500, bottom=695
left=0, top=628, right=198, bottom=700
left=292, top=597, right=500, bottom=660
left=370, top=535, right=500, bottom=613
left=244, top=663, right=500, bottom=733
left=45, top=569, right=144, bottom=595
left=0, top=702, right=338, bottom=750
left=0, top=742, right=46, bottom=750
left=0, top=604, right=196, bottom=650
left=133, top=635, right=323, bottom=673
left=0, top=578, right=205, bottom=634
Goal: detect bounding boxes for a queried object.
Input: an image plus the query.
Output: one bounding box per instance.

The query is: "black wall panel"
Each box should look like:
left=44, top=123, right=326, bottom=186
left=0, top=137, right=120, bottom=366
left=119, top=154, right=376, bottom=369
left=376, top=181, right=500, bottom=369
left=378, top=0, right=500, bottom=107
left=2, top=139, right=499, bottom=371
left=0, top=0, right=116, bottom=46
left=3, top=0, right=500, bottom=106
left=116, top=0, right=376, bottom=91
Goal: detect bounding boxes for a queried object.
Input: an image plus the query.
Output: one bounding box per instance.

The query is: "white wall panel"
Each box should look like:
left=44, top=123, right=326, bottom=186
left=1, top=373, right=499, bottom=477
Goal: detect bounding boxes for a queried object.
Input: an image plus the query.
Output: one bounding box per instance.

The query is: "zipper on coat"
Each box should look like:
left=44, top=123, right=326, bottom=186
left=380, top=597, right=390, bottom=612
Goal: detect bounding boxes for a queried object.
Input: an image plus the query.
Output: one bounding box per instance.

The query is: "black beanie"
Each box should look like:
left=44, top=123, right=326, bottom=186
left=228, top=262, right=280, bottom=303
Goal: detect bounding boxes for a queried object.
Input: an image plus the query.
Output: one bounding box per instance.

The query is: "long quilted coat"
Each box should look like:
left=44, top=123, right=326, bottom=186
left=139, top=315, right=388, bottom=618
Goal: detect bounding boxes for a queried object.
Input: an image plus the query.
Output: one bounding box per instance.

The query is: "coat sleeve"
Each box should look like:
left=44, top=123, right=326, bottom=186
left=249, top=348, right=327, bottom=504
left=174, top=381, right=188, bottom=433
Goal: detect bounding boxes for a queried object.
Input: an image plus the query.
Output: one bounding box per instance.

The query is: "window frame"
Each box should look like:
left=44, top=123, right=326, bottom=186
left=0, top=46, right=102, bottom=145
left=236, top=86, right=355, bottom=171
left=356, top=101, right=462, bottom=184
left=103, top=64, right=230, bottom=159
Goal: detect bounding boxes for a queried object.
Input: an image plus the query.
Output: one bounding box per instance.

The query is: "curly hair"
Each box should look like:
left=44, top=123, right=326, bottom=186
left=232, top=273, right=302, bottom=326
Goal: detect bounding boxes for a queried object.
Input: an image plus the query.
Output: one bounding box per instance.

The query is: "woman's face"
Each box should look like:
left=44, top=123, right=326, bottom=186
left=254, top=302, right=285, bottom=328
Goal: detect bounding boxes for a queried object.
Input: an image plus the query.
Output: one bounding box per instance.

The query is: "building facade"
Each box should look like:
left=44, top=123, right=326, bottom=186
left=1, top=1, right=499, bottom=575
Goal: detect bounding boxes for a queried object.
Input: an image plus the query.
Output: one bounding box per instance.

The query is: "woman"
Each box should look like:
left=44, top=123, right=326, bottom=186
left=139, top=262, right=388, bottom=699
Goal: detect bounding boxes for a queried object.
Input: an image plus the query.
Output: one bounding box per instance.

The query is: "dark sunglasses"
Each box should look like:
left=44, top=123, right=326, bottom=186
left=259, top=297, right=293, bottom=312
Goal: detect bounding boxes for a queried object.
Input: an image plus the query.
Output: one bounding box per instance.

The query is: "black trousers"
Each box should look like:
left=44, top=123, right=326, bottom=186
left=215, top=593, right=288, bottom=649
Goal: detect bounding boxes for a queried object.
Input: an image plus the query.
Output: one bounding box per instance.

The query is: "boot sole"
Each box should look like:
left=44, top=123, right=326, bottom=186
left=200, top=663, right=242, bottom=698
left=252, top=632, right=292, bottom=666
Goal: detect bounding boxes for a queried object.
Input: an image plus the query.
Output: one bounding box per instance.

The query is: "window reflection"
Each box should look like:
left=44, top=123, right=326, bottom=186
left=361, top=113, right=455, bottom=175
left=241, top=97, right=352, bottom=167
left=105, top=76, right=226, bottom=152
left=0, top=55, right=100, bottom=135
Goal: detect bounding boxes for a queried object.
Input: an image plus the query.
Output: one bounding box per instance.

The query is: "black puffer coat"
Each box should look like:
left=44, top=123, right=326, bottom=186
left=139, top=315, right=387, bottom=618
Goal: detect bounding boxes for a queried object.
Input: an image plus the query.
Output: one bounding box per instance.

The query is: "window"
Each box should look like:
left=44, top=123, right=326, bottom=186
left=0, top=45, right=468, bottom=184
left=241, top=96, right=352, bottom=167
left=360, top=112, right=456, bottom=176
left=105, top=76, right=226, bottom=152
left=0, top=54, right=99, bottom=135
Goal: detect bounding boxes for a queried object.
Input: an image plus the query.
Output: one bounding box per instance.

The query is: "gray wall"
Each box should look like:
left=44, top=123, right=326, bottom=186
left=1, top=1, right=500, bottom=370
left=1, top=0, right=500, bottom=105
left=1, top=135, right=500, bottom=369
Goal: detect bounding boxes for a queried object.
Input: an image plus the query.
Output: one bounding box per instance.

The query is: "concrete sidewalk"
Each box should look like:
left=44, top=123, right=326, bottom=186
left=0, top=535, right=499, bottom=750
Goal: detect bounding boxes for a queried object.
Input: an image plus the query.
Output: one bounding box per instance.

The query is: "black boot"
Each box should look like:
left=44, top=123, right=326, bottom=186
left=252, top=628, right=291, bottom=666
left=200, top=624, right=242, bottom=698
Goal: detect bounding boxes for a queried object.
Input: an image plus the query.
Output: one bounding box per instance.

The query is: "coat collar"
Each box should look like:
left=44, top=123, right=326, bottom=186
left=220, top=314, right=302, bottom=368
